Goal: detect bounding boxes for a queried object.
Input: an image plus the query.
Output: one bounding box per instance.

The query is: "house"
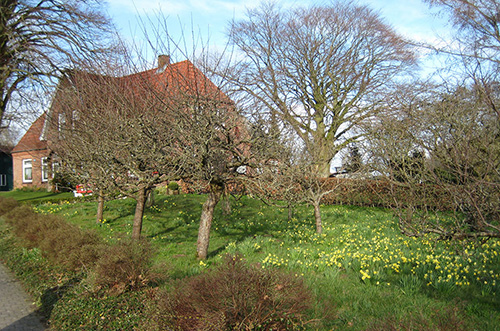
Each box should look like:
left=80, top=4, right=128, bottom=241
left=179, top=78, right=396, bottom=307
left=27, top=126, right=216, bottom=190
left=11, top=56, right=234, bottom=190
left=11, top=114, right=51, bottom=189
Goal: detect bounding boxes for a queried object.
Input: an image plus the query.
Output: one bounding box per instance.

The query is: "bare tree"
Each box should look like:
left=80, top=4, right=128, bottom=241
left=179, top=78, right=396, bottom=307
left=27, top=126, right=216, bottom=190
left=367, top=81, right=500, bottom=239
left=165, top=80, right=256, bottom=259
left=0, top=0, right=118, bottom=128
left=423, top=0, right=500, bottom=115
left=365, top=0, right=500, bottom=239
left=223, top=1, right=416, bottom=177
left=48, top=60, right=179, bottom=238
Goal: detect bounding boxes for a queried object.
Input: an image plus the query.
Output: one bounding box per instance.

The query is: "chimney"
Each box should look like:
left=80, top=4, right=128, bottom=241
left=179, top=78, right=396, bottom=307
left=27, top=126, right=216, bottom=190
left=157, top=55, right=170, bottom=72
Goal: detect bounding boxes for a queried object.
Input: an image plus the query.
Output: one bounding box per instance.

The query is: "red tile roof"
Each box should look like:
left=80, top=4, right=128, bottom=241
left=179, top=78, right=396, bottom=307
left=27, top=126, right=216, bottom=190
left=120, top=60, right=231, bottom=103
left=12, top=113, right=47, bottom=153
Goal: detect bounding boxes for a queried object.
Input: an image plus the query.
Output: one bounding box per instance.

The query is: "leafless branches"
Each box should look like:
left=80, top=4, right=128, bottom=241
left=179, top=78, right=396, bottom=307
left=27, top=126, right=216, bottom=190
left=0, top=0, right=119, bottom=128
left=223, top=1, right=416, bottom=177
left=367, top=81, right=500, bottom=239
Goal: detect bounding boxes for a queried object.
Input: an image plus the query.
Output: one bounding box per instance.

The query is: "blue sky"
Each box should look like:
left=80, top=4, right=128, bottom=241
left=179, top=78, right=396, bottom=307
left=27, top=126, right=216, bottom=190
left=107, top=0, right=453, bottom=73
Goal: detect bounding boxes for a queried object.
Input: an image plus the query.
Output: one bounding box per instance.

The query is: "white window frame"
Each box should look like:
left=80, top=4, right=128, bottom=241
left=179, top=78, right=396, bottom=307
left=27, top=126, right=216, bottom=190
left=52, top=162, right=60, bottom=174
left=72, top=110, right=79, bottom=129
left=22, top=159, right=33, bottom=183
left=58, top=113, right=66, bottom=131
left=58, top=113, right=66, bottom=138
left=41, top=157, right=49, bottom=182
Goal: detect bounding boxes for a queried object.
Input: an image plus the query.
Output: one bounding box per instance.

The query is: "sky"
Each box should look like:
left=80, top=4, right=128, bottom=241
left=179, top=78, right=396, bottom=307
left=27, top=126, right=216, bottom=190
left=106, top=0, right=453, bottom=74
left=102, top=0, right=454, bottom=169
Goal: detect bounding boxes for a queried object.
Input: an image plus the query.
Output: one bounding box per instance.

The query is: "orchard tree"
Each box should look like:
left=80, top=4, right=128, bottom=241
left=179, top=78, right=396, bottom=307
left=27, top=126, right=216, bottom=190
left=365, top=0, right=500, bottom=239
left=224, top=1, right=415, bottom=178
left=135, top=15, right=286, bottom=258
left=165, top=79, right=257, bottom=259
left=48, top=61, right=178, bottom=238
left=0, top=0, right=118, bottom=128
left=367, top=81, right=500, bottom=239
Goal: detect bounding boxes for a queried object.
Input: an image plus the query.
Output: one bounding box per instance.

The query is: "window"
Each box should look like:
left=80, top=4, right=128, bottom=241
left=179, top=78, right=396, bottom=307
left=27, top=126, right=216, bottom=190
left=72, top=110, right=79, bottom=129
left=58, top=113, right=66, bottom=131
left=23, top=159, right=32, bottom=183
left=52, top=162, right=60, bottom=174
left=0, top=174, right=6, bottom=186
left=59, top=113, right=66, bottom=138
left=41, top=157, right=49, bottom=182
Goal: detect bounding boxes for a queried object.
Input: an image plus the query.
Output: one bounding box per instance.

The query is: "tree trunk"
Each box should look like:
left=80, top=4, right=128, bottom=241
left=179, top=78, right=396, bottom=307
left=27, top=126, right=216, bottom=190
left=197, top=183, right=223, bottom=259
left=96, top=193, right=104, bottom=224
left=316, top=160, right=331, bottom=178
left=131, top=187, right=148, bottom=239
left=313, top=199, right=322, bottom=234
left=288, top=203, right=293, bottom=222
left=222, top=194, right=231, bottom=215
left=146, top=190, right=155, bottom=207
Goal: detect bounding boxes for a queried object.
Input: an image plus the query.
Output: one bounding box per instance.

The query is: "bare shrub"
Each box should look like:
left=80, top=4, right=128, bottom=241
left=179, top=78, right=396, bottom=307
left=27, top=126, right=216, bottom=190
left=0, top=197, right=18, bottom=216
left=38, top=221, right=103, bottom=271
left=89, top=238, right=157, bottom=295
left=4, top=205, right=64, bottom=248
left=147, top=254, right=313, bottom=330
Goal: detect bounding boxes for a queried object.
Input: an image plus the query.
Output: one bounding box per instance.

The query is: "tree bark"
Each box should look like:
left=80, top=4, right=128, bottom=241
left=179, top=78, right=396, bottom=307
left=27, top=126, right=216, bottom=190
left=315, top=157, right=332, bottom=178
left=131, top=187, right=148, bottom=239
left=96, top=193, right=104, bottom=224
left=313, top=199, right=322, bottom=234
left=197, top=183, right=223, bottom=259
left=146, top=190, right=155, bottom=207
left=222, top=194, right=231, bottom=215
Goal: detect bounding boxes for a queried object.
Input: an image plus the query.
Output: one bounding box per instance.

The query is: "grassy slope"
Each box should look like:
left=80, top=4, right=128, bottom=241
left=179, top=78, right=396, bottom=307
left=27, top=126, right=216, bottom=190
left=15, top=193, right=500, bottom=329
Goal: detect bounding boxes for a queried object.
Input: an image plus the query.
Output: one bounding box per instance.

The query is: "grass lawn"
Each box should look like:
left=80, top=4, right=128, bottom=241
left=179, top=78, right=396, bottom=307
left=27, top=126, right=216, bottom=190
left=13, top=192, right=500, bottom=329
left=0, top=190, right=74, bottom=203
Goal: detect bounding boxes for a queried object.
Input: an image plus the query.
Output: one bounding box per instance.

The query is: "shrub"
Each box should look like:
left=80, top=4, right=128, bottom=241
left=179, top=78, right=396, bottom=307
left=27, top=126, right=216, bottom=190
left=3, top=205, right=63, bottom=248
left=39, top=222, right=103, bottom=272
left=168, top=181, right=180, bottom=191
left=51, top=171, right=77, bottom=192
left=0, top=197, right=18, bottom=216
left=3, top=203, right=103, bottom=270
left=89, top=238, right=157, bottom=295
left=146, top=254, right=313, bottom=330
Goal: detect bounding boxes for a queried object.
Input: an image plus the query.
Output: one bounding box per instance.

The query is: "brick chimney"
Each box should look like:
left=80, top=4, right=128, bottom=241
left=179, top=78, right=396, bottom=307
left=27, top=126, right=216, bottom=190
left=157, top=55, right=170, bottom=72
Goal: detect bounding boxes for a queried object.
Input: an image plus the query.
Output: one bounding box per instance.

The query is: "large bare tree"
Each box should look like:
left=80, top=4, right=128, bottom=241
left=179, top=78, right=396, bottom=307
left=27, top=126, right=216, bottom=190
left=0, top=0, right=117, bottom=128
left=223, top=1, right=416, bottom=177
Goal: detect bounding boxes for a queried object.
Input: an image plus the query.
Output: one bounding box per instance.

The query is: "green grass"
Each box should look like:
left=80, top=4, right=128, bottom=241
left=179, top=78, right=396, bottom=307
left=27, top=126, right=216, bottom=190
left=10, top=192, right=500, bottom=329
left=0, top=189, right=74, bottom=203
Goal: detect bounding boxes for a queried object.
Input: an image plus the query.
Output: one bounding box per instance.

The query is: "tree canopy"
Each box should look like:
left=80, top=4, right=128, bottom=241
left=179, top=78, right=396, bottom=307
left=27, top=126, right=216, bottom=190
left=224, top=1, right=416, bottom=177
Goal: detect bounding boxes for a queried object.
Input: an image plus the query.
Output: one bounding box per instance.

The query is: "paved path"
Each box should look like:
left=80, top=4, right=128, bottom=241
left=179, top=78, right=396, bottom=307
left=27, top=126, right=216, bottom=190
left=0, top=262, right=46, bottom=331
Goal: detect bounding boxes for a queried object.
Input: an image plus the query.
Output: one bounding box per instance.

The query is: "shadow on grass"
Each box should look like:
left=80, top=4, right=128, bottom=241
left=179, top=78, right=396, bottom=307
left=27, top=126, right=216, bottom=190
left=17, top=193, right=64, bottom=201
left=38, top=277, right=81, bottom=322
